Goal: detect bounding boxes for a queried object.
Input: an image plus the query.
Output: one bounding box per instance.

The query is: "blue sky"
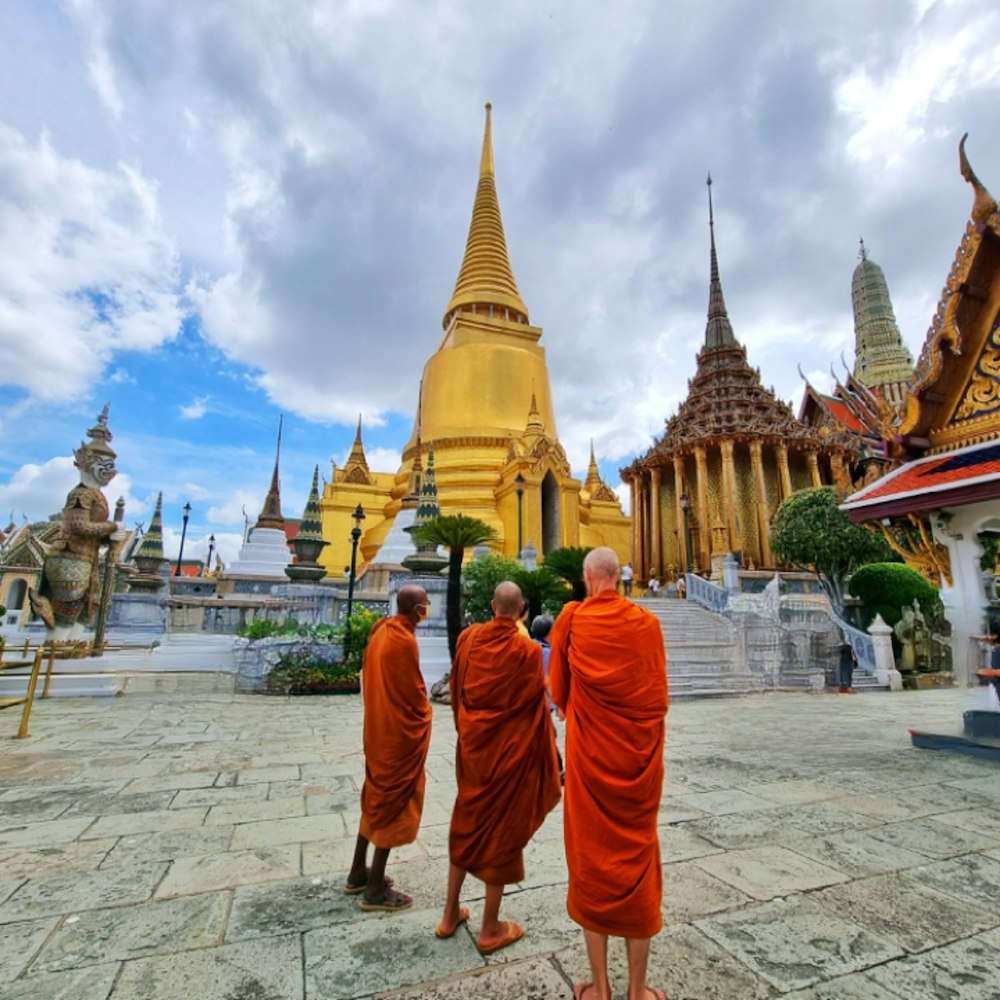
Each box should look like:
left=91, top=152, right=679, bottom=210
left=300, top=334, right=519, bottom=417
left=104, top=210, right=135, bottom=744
left=2, top=0, right=999, bottom=566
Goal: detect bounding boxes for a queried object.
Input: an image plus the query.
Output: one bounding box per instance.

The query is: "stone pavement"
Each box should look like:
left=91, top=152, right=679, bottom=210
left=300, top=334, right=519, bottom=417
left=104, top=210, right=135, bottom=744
left=1, top=688, right=998, bottom=1000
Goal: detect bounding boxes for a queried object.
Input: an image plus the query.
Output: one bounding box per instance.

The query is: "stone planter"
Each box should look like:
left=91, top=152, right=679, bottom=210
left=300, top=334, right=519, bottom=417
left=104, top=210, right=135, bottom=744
left=233, top=637, right=345, bottom=693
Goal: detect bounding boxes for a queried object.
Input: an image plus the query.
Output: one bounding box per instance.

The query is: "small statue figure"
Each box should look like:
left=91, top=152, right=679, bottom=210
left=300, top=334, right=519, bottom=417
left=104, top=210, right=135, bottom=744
left=894, top=605, right=917, bottom=671
left=911, top=599, right=932, bottom=670
left=29, top=405, right=126, bottom=639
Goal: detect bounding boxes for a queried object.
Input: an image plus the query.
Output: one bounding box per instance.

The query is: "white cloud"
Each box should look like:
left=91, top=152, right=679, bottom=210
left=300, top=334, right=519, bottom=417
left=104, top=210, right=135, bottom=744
left=179, top=395, right=210, bottom=420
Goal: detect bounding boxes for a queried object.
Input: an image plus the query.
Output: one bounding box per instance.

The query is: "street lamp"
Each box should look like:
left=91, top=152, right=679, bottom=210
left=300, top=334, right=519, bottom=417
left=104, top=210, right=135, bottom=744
left=514, top=472, right=525, bottom=557
left=679, top=492, right=693, bottom=577
left=175, top=502, right=191, bottom=577
left=205, top=534, right=216, bottom=576
left=346, top=503, right=366, bottom=623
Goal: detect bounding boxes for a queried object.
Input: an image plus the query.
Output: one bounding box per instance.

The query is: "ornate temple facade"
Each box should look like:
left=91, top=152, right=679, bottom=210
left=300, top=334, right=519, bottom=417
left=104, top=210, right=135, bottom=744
left=319, top=105, right=629, bottom=573
left=621, top=179, right=859, bottom=580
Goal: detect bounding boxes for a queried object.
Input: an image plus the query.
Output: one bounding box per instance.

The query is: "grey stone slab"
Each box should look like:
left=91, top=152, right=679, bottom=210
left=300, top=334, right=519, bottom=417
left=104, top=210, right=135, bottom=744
left=891, top=780, right=999, bottom=814
left=229, top=812, right=347, bottom=850
left=828, top=791, right=923, bottom=823
left=662, top=859, right=753, bottom=924
left=764, top=801, right=880, bottom=836
left=100, top=827, right=234, bottom=867
left=232, top=764, right=301, bottom=784
left=0, top=859, right=167, bottom=924
left=0, top=816, right=94, bottom=848
left=203, top=794, right=306, bottom=826
left=415, top=822, right=452, bottom=861
left=0, top=877, right=24, bottom=905
left=81, top=807, right=208, bottom=840
left=660, top=822, right=725, bottom=862
left=742, top=779, right=837, bottom=806
left=697, top=895, right=904, bottom=993
left=866, top=933, right=1000, bottom=999
left=683, top=811, right=805, bottom=850
left=302, top=834, right=426, bottom=878
left=381, top=955, right=573, bottom=999
left=1, top=962, right=120, bottom=1000
left=305, top=906, right=483, bottom=997
left=556, top=922, right=775, bottom=1000
left=109, top=932, right=303, bottom=1000
left=864, top=816, right=995, bottom=859
left=169, top=783, right=268, bottom=808
left=813, top=870, right=996, bottom=953
left=119, top=772, right=218, bottom=795
left=155, top=844, right=300, bottom=898
left=0, top=916, right=60, bottom=982
left=33, top=891, right=230, bottom=973
left=903, top=852, right=1000, bottom=911
left=930, top=805, right=1000, bottom=837
left=657, top=796, right=708, bottom=824
left=63, top=790, right=179, bottom=817
left=0, top=839, right=118, bottom=878
left=694, top=845, right=849, bottom=900
left=670, top=789, right=778, bottom=816
left=782, top=828, right=931, bottom=878
left=780, top=973, right=903, bottom=999
left=946, top=776, right=1000, bottom=802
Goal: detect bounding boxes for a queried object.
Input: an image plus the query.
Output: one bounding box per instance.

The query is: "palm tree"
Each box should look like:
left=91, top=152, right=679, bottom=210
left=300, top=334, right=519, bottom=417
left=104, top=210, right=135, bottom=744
left=542, top=546, right=592, bottom=602
left=513, top=566, right=571, bottom=622
left=412, top=515, right=498, bottom=660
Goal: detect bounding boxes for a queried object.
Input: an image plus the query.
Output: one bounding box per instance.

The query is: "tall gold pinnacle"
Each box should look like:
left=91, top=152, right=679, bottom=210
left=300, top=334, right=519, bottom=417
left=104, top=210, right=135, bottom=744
left=443, top=103, right=529, bottom=327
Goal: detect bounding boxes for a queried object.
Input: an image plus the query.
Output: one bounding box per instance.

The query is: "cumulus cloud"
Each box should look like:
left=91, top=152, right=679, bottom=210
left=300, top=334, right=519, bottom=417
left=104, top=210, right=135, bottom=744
left=179, top=395, right=210, bottom=419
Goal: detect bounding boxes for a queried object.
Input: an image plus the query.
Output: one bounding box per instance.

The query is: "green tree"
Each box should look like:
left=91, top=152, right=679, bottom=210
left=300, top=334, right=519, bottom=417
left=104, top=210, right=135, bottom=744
left=412, top=515, right=499, bottom=660
left=462, top=553, right=521, bottom=623
left=770, top=487, right=889, bottom=612
left=848, top=563, right=944, bottom=631
left=542, top=546, right=592, bottom=602
left=513, top=566, right=572, bottom=621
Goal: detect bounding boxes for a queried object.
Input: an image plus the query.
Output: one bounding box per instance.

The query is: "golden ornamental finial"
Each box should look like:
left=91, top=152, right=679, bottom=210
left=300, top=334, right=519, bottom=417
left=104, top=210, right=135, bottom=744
left=959, top=133, right=998, bottom=224
left=480, top=103, right=494, bottom=178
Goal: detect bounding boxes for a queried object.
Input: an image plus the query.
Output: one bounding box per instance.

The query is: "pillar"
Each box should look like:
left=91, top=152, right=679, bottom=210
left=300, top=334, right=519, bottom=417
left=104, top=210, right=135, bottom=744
left=807, top=451, right=821, bottom=489
left=635, top=473, right=647, bottom=579
left=695, top=446, right=710, bottom=572
left=750, top=440, right=772, bottom=568
left=673, top=455, right=686, bottom=574
left=629, top=477, right=639, bottom=570
left=776, top=444, right=792, bottom=500
left=720, top=440, right=740, bottom=554
left=650, top=466, right=662, bottom=578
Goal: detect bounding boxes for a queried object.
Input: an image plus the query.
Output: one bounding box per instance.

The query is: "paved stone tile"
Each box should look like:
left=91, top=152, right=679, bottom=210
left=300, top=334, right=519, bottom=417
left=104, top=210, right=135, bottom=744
left=863, top=816, right=995, bottom=859
left=204, top=794, right=306, bottom=826
left=813, top=871, right=996, bottom=952
left=415, top=822, right=452, bottom=860
left=305, top=906, right=483, bottom=997
left=81, top=807, right=208, bottom=840
left=0, top=962, right=121, bottom=999
left=0, top=782, right=124, bottom=820
left=169, top=783, right=268, bottom=808
left=657, top=796, right=708, bottom=823
left=780, top=973, right=903, bottom=999
left=229, top=812, right=347, bottom=850
left=0, top=839, right=117, bottom=877
left=0, top=877, right=24, bottom=905
left=697, top=895, right=903, bottom=992
left=671, top=789, right=778, bottom=816
left=782, top=828, right=932, bottom=878
left=109, top=932, right=303, bottom=1000
left=0, top=859, right=167, bottom=924
left=0, top=816, right=94, bottom=848
left=557, top=923, right=775, bottom=1000
left=100, top=827, right=234, bottom=867
left=120, top=771, right=218, bottom=795
left=930, top=805, right=1000, bottom=837
left=301, top=834, right=426, bottom=878
left=694, top=845, right=849, bottom=900
left=890, top=780, right=999, bottom=814
left=763, top=801, right=880, bottom=835
left=62, top=790, right=180, bottom=817
left=866, top=932, right=1000, bottom=999
left=682, top=811, right=806, bottom=850
left=227, top=875, right=370, bottom=940
left=660, top=822, right=725, bottom=862
left=662, top=859, right=753, bottom=924
left=742, top=779, right=837, bottom=805
left=33, top=892, right=230, bottom=973
left=903, top=852, right=1000, bottom=911
left=945, top=775, right=1000, bottom=802
left=155, top=844, right=300, bottom=898
left=830, top=791, right=934, bottom=823
left=0, top=916, right=60, bottom=982
left=380, top=955, right=573, bottom=999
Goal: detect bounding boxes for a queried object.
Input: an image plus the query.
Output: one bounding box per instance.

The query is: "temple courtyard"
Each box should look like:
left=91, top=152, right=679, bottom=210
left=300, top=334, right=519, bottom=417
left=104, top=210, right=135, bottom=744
left=0, top=686, right=998, bottom=999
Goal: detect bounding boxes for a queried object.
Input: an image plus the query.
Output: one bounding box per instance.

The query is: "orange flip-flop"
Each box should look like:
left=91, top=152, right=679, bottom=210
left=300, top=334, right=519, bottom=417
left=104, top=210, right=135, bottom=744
left=477, top=920, right=524, bottom=955
left=434, top=906, right=470, bottom=939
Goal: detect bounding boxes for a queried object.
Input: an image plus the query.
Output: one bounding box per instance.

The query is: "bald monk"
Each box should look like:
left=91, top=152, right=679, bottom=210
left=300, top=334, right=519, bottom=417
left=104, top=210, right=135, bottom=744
left=436, top=581, right=561, bottom=953
left=549, top=547, right=668, bottom=1000
left=347, top=584, right=432, bottom=911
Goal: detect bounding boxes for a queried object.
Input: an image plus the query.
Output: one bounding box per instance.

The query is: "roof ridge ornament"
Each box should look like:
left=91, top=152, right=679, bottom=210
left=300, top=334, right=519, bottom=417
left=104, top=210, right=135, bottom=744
left=959, top=133, right=998, bottom=224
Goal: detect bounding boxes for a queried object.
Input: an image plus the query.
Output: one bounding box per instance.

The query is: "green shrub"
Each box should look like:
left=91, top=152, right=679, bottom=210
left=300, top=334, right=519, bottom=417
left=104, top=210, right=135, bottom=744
left=848, top=563, right=943, bottom=630
left=462, top=553, right=522, bottom=623
left=343, top=606, right=382, bottom=673
left=265, top=651, right=358, bottom=695
left=239, top=617, right=347, bottom=642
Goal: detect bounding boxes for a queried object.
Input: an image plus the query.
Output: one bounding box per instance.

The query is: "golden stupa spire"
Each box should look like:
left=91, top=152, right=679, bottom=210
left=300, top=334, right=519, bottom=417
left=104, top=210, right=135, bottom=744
left=342, top=415, right=372, bottom=484
left=443, top=103, right=529, bottom=328
left=585, top=439, right=602, bottom=490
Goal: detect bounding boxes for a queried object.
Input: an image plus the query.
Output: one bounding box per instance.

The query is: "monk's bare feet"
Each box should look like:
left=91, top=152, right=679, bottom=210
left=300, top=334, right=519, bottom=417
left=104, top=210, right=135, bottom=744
left=359, top=886, right=412, bottom=912
left=574, top=984, right=611, bottom=1000
left=435, top=905, right=470, bottom=939
left=477, top=920, right=524, bottom=955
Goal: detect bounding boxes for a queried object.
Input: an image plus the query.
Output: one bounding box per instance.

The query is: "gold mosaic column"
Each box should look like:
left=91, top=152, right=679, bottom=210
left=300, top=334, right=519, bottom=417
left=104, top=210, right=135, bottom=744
left=695, top=446, right=710, bottom=572
left=635, top=472, right=647, bottom=578
left=750, top=440, right=772, bottom=567
left=650, top=466, right=662, bottom=577
left=629, top=477, right=639, bottom=569
left=720, top=440, right=741, bottom=553
left=673, top=455, right=686, bottom=575
left=807, top=451, right=821, bottom=488
left=776, top=444, right=792, bottom=501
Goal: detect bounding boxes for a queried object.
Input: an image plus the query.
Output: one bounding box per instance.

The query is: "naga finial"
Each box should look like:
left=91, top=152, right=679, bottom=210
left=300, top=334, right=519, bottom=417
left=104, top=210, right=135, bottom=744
left=959, top=133, right=998, bottom=224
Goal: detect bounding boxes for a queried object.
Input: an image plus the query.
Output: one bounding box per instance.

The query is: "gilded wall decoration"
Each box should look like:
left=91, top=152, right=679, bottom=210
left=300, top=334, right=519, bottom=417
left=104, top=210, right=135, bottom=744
left=953, top=312, right=1000, bottom=421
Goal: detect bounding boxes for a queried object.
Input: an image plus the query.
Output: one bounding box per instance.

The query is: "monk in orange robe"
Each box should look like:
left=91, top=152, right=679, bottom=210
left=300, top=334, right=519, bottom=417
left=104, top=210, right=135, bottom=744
left=436, top=581, right=561, bottom=953
left=549, top=548, right=668, bottom=1000
left=347, top=584, right=432, bottom=911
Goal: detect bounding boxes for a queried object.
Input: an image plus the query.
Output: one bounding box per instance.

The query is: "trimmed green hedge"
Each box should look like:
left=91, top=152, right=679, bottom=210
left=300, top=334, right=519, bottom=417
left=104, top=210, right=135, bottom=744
left=848, top=563, right=942, bottom=630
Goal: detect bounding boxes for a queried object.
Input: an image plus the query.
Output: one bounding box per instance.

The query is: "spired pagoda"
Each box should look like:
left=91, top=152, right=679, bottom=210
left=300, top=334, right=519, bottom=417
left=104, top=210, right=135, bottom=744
left=621, top=177, right=859, bottom=579
left=319, top=105, right=629, bottom=573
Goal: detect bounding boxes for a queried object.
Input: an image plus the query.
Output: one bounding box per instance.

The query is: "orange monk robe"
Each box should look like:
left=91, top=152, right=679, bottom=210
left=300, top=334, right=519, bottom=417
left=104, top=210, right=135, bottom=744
left=549, top=591, right=668, bottom=938
left=359, top=615, right=433, bottom=849
left=448, top=617, right=562, bottom=884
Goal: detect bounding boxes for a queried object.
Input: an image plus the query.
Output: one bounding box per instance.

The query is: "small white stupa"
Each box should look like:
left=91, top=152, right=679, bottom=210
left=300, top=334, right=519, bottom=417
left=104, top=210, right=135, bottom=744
left=227, top=418, right=292, bottom=579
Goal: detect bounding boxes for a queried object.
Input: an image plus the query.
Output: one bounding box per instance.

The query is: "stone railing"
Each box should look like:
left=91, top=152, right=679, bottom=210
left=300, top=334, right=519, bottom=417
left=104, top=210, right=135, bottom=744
left=687, top=574, right=729, bottom=613
left=837, top=618, right=876, bottom=675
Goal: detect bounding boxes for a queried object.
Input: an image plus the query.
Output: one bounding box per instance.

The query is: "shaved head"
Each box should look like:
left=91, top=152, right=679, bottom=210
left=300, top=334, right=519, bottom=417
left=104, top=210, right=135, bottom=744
left=492, top=580, right=523, bottom=618
left=397, top=584, right=428, bottom=615
left=584, top=547, right=620, bottom=582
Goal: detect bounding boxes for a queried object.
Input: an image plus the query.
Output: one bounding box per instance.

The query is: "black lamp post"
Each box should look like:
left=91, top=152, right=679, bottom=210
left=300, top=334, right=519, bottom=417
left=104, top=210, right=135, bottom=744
left=175, top=502, right=191, bottom=576
left=679, top=493, right=693, bottom=576
left=514, top=472, right=525, bottom=557
left=346, top=503, right=365, bottom=622
left=205, top=534, right=216, bottom=576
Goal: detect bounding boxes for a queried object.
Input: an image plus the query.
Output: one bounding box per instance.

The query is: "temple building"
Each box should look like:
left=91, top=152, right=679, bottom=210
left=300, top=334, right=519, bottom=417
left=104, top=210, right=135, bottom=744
left=319, top=105, right=629, bottom=573
left=621, top=178, right=858, bottom=580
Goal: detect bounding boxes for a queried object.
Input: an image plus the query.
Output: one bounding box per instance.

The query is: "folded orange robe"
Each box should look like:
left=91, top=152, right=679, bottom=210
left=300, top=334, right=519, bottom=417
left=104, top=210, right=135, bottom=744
left=359, top=615, right=433, bottom=849
left=448, top=617, right=561, bottom=884
left=549, top=590, right=668, bottom=937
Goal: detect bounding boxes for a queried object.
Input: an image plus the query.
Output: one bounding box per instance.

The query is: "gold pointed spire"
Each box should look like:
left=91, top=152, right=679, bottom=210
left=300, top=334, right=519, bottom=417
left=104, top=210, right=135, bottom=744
left=342, top=414, right=373, bottom=484
left=705, top=173, right=736, bottom=350
left=443, top=103, right=529, bottom=327
left=255, top=416, right=286, bottom=531
left=585, top=440, right=602, bottom=490
left=524, top=390, right=545, bottom=435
